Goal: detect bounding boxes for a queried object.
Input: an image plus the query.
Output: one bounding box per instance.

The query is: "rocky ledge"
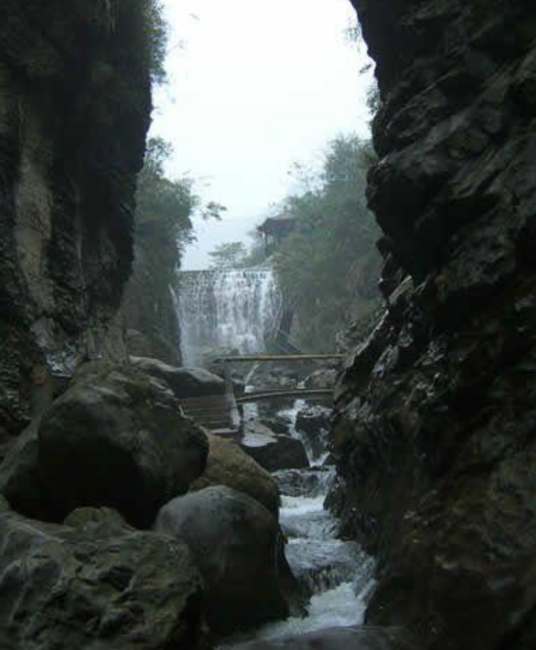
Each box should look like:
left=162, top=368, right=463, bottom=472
left=331, top=2, right=536, bottom=650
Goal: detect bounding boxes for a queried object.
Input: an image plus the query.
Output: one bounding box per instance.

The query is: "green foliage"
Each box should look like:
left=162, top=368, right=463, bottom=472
left=209, top=242, right=248, bottom=269
left=142, top=0, right=168, bottom=83
left=109, top=0, right=169, bottom=85
left=272, top=134, right=382, bottom=351
left=242, top=229, right=269, bottom=268
left=136, top=137, right=197, bottom=250
left=135, top=137, right=197, bottom=286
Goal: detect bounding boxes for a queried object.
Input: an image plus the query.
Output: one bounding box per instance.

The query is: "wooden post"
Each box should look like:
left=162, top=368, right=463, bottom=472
left=223, top=359, right=241, bottom=431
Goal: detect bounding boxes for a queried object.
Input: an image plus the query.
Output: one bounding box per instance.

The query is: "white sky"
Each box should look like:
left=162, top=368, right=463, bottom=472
left=151, top=0, right=372, bottom=269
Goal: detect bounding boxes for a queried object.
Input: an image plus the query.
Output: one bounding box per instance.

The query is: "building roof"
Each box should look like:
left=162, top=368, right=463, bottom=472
left=257, top=214, right=296, bottom=237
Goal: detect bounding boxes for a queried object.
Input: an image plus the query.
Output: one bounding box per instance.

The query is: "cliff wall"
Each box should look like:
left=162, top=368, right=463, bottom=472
left=0, top=0, right=152, bottom=447
left=332, top=1, right=536, bottom=648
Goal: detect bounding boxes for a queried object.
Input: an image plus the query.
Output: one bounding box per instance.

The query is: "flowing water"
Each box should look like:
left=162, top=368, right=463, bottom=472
left=222, top=401, right=375, bottom=648
left=179, top=266, right=373, bottom=645
left=177, top=268, right=282, bottom=366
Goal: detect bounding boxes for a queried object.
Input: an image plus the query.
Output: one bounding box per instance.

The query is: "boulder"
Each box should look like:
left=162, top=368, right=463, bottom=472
left=155, top=486, right=303, bottom=636
left=295, top=406, right=332, bottom=462
left=260, top=415, right=292, bottom=436
left=229, top=626, right=417, bottom=650
left=303, top=368, right=338, bottom=389
left=295, top=406, right=331, bottom=436
left=240, top=428, right=309, bottom=473
left=0, top=503, right=206, bottom=650
left=190, top=432, right=280, bottom=518
left=130, top=356, right=226, bottom=398
left=38, top=361, right=208, bottom=528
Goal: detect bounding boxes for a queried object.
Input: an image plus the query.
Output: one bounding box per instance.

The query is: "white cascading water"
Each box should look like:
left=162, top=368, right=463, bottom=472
left=221, top=400, right=375, bottom=648
left=177, top=268, right=282, bottom=366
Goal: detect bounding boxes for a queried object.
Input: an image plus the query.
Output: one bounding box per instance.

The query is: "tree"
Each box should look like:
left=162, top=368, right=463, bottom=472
left=209, top=242, right=248, bottom=269
left=271, top=134, right=381, bottom=351
left=136, top=137, right=197, bottom=264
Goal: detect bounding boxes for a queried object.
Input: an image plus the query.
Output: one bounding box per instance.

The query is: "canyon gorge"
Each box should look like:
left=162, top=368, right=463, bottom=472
left=0, top=1, right=535, bottom=650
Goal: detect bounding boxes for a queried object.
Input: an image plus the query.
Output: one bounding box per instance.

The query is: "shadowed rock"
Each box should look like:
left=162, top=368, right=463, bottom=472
left=190, top=432, right=280, bottom=519
left=0, top=501, right=206, bottom=650
left=37, top=361, right=208, bottom=527
left=240, top=427, right=309, bottom=473
left=130, top=356, right=226, bottom=398
left=155, top=486, right=304, bottom=636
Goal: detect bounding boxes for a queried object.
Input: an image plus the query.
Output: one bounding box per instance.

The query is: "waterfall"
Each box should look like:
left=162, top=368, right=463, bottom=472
left=177, top=268, right=282, bottom=366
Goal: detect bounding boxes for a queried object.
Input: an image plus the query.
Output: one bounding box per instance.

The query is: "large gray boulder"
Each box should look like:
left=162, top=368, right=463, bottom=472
left=240, top=427, right=309, bottom=473
left=130, top=356, right=226, bottom=397
left=190, top=432, right=280, bottom=519
left=0, top=501, right=206, bottom=650
left=38, top=361, right=208, bottom=527
left=229, top=626, right=417, bottom=650
left=155, top=486, right=303, bottom=636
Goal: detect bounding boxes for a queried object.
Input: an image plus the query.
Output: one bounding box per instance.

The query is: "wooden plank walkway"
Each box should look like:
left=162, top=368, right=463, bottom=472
left=236, top=388, right=333, bottom=404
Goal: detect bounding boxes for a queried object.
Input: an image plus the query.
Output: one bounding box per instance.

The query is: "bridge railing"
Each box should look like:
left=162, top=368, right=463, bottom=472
left=217, top=354, right=345, bottom=363
left=218, top=353, right=343, bottom=411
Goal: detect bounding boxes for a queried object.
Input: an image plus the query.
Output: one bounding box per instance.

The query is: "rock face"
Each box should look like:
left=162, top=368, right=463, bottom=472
left=37, top=362, right=208, bottom=527
left=155, top=486, right=302, bottom=636
left=190, top=432, right=280, bottom=519
left=0, top=501, right=206, bottom=650
left=0, top=0, right=153, bottom=447
left=332, top=2, right=536, bottom=650
left=240, top=428, right=309, bottom=473
left=130, top=357, right=226, bottom=397
left=295, top=405, right=332, bottom=462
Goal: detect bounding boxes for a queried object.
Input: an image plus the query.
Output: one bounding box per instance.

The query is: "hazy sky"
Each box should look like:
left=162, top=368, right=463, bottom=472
left=151, top=0, right=372, bottom=269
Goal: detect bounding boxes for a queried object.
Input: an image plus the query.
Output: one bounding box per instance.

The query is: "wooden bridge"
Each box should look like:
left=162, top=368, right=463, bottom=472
left=179, top=354, right=343, bottom=435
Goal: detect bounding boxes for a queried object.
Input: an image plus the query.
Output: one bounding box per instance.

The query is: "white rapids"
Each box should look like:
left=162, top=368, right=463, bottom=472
left=221, top=400, right=375, bottom=648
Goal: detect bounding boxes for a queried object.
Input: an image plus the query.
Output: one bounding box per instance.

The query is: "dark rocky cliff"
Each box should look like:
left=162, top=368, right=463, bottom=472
left=0, top=0, right=152, bottom=447
left=332, top=1, right=536, bottom=649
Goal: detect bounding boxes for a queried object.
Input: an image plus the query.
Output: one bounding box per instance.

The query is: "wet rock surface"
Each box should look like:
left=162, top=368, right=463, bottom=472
left=295, top=406, right=332, bottom=462
left=0, top=500, right=205, bottom=650
left=303, top=369, right=338, bottom=390
left=190, top=432, right=281, bottom=519
left=0, top=0, right=152, bottom=444
left=333, top=2, right=536, bottom=649
left=240, top=428, right=309, bottom=473
left=155, top=486, right=299, bottom=636
left=33, top=361, right=207, bottom=527
left=130, top=357, right=226, bottom=398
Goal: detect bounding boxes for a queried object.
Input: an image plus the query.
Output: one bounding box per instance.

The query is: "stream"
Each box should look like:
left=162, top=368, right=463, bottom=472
left=222, top=400, right=375, bottom=647
left=179, top=269, right=374, bottom=646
